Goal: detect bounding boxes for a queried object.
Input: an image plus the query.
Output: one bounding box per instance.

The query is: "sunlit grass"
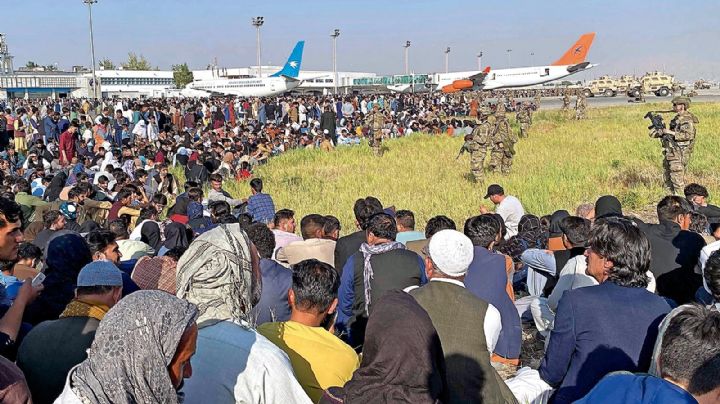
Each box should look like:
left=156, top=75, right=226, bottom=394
left=184, top=102, right=720, bottom=232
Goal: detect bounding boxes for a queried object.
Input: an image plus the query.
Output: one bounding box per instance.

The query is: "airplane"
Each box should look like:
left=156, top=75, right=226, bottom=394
left=437, top=33, right=596, bottom=93
left=181, top=41, right=305, bottom=97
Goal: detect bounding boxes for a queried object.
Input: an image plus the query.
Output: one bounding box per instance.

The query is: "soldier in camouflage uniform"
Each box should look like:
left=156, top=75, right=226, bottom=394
left=650, top=96, right=699, bottom=195
left=468, top=107, right=493, bottom=182
left=488, top=109, right=517, bottom=174
left=561, top=90, right=571, bottom=112
left=574, top=92, right=587, bottom=120
left=516, top=102, right=532, bottom=138
left=366, top=104, right=386, bottom=156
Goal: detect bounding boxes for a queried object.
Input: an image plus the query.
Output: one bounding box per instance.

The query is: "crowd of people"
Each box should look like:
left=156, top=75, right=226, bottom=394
left=0, top=92, right=717, bottom=404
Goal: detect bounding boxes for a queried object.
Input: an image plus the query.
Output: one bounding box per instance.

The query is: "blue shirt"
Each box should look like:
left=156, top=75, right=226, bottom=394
left=251, top=258, right=292, bottom=325
left=576, top=373, right=697, bottom=404
left=395, top=231, right=425, bottom=245
left=247, top=193, right=276, bottom=224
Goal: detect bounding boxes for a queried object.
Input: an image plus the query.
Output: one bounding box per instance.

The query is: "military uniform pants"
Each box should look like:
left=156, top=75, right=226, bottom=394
left=575, top=108, right=586, bottom=120
left=489, top=148, right=512, bottom=174
left=372, top=138, right=383, bottom=156
left=663, top=156, right=685, bottom=195
left=519, top=123, right=530, bottom=138
left=470, top=147, right=487, bottom=181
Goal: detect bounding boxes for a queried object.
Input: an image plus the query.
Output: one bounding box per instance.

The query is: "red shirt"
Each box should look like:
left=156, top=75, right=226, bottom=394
left=59, top=130, right=75, bottom=164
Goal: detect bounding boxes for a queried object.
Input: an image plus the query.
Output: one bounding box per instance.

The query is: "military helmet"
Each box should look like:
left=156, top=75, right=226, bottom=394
left=672, top=96, right=691, bottom=108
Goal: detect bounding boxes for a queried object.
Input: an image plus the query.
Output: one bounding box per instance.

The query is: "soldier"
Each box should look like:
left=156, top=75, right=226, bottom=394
left=561, top=90, right=571, bottom=113
left=534, top=91, right=542, bottom=109
left=467, top=107, right=493, bottom=182
left=574, top=92, right=587, bottom=120
left=650, top=96, right=699, bottom=195
left=488, top=109, right=517, bottom=175
left=366, top=104, right=385, bottom=156
left=516, top=102, right=532, bottom=138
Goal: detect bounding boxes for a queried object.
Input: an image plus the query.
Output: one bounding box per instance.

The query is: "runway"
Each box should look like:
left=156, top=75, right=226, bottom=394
left=530, top=90, right=720, bottom=110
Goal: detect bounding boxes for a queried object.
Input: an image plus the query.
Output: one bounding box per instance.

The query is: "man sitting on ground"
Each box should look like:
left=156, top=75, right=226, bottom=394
left=394, top=209, right=425, bottom=245
left=258, top=259, right=359, bottom=402
left=277, top=214, right=336, bottom=267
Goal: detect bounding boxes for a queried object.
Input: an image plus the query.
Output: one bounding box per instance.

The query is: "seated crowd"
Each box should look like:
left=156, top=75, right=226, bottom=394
left=0, top=173, right=718, bottom=403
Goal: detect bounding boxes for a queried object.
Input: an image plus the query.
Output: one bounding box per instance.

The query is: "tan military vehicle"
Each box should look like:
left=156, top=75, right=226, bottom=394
left=583, top=76, right=618, bottom=97
left=626, top=71, right=674, bottom=97
left=694, top=80, right=712, bottom=90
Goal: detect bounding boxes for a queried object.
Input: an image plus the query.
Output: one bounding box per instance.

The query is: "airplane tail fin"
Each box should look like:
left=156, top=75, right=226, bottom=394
left=551, top=33, right=595, bottom=66
left=270, top=41, right=304, bottom=78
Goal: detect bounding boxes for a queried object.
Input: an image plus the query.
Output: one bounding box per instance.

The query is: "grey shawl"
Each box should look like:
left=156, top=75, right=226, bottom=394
left=71, top=290, right=199, bottom=404
left=359, top=241, right=406, bottom=315
left=176, top=223, right=254, bottom=328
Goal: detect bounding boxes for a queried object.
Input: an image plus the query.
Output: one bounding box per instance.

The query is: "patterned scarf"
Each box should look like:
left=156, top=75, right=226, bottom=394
left=60, top=299, right=110, bottom=322
left=359, top=241, right=406, bottom=315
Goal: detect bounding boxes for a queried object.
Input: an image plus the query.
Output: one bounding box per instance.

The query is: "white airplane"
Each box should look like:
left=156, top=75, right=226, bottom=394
left=181, top=41, right=305, bottom=98
left=437, top=33, right=596, bottom=93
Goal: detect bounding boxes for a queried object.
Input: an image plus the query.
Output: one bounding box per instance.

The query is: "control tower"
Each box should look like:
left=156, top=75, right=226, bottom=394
left=0, top=34, right=14, bottom=74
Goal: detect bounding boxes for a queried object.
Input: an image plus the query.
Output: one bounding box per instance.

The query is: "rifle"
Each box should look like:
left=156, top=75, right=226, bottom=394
left=644, top=110, right=678, bottom=148
left=456, top=142, right=470, bottom=160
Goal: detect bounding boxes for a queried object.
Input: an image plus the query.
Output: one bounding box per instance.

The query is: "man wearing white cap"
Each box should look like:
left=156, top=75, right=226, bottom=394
left=409, top=229, right=515, bottom=404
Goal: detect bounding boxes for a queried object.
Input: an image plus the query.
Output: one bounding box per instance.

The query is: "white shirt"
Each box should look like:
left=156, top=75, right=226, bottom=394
left=182, top=320, right=312, bottom=404
left=405, top=278, right=502, bottom=353
left=698, top=239, right=720, bottom=292
left=496, top=195, right=525, bottom=239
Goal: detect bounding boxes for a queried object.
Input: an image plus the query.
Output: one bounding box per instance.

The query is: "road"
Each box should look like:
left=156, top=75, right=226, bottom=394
left=534, top=93, right=720, bottom=110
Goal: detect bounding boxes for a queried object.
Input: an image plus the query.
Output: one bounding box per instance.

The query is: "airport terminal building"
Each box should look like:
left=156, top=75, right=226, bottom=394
left=0, top=66, right=378, bottom=100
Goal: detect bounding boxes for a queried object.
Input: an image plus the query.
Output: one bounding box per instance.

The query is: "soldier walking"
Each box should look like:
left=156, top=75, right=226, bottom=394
left=488, top=109, right=517, bottom=174
left=468, top=107, right=493, bottom=182
left=649, top=96, right=699, bottom=195
left=366, top=104, right=385, bottom=156
left=534, top=91, right=541, bottom=109
left=516, top=102, right=532, bottom=138
left=574, top=92, right=587, bottom=120
left=561, top=90, right=571, bottom=113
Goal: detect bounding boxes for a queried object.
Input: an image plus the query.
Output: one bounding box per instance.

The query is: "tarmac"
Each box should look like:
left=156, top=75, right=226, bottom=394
left=531, top=89, right=720, bottom=110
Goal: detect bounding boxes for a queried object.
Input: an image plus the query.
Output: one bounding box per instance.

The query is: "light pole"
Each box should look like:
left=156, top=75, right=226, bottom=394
left=331, top=29, right=340, bottom=95
left=506, top=49, right=512, bottom=67
left=251, top=16, right=264, bottom=77
left=403, top=41, right=411, bottom=75
left=444, top=47, right=451, bottom=73
left=477, top=51, right=483, bottom=70
left=83, top=0, right=99, bottom=99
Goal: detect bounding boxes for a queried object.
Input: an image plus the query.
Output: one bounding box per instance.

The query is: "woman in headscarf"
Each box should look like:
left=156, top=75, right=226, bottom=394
left=547, top=210, right=570, bottom=251
left=23, top=232, right=93, bottom=326
left=43, top=171, right=68, bottom=202
left=130, top=207, right=163, bottom=252
left=131, top=256, right=178, bottom=294
left=320, top=290, right=447, bottom=404
left=167, top=197, right=190, bottom=224
left=187, top=201, right=213, bottom=235
left=158, top=222, right=190, bottom=257
left=55, top=290, right=199, bottom=404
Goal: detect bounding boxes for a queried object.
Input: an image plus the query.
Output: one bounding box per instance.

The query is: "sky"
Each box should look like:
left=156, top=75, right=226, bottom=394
left=2, top=0, right=719, bottom=81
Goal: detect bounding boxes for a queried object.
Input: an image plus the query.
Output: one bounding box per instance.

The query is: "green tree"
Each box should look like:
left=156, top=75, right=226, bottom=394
left=172, top=63, right=194, bottom=88
left=100, top=58, right=115, bottom=70
left=121, top=52, right=152, bottom=70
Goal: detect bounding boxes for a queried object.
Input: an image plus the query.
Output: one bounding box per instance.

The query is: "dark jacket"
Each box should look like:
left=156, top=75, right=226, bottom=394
left=251, top=258, right=292, bottom=326
left=337, top=248, right=426, bottom=347
left=575, top=372, right=696, bottom=404
left=638, top=220, right=705, bottom=304
left=320, top=111, right=337, bottom=136
left=334, top=230, right=365, bottom=275
left=464, top=246, right=522, bottom=360
left=17, top=316, right=100, bottom=404
left=411, top=281, right=518, bottom=404
left=539, top=282, right=672, bottom=403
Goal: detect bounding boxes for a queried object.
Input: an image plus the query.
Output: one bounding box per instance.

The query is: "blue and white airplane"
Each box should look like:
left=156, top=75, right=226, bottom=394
left=182, top=41, right=305, bottom=97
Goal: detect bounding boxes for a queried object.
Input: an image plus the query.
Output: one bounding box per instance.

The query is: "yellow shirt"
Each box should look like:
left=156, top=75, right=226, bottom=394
left=258, top=321, right=359, bottom=403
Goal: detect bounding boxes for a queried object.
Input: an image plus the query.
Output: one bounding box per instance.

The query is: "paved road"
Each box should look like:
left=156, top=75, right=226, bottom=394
left=534, top=93, right=720, bottom=110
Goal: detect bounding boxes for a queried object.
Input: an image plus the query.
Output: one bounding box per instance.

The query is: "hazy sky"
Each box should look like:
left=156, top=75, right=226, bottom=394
left=3, top=0, right=719, bottom=81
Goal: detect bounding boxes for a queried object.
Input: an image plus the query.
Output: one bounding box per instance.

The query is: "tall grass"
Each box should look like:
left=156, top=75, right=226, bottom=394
left=208, top=102, right=720, bottom=232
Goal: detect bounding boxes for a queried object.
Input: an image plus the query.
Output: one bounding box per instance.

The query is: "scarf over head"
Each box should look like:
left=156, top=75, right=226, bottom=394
left=176, top=224, right=254, bottom=328
left=139, top=221, right=163, bottom=252
left=358, top=240, right=405, bottom=315
left=343, top=290, right=446, bottom=403
left=131, top=256, right=177, bottom=294
left=70, top=290, right=198, bottom=404
left=595, top=195, right=623, bottom=219
left=549, top=210, right=570, bottom=238
left=163, top=222, right=189, bottom=251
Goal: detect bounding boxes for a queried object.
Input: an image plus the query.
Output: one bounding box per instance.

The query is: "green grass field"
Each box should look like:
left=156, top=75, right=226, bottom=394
left=215, top=101, right=720, bottom=231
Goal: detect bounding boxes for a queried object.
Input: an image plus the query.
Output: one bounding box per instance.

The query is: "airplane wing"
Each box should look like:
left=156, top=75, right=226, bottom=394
left=441, top=66, right=491, bottom=93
